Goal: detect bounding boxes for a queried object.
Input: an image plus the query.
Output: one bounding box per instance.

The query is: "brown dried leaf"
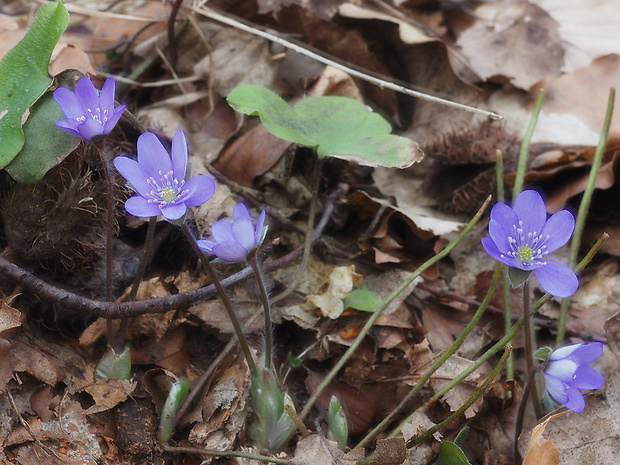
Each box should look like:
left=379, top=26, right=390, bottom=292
left=83, top=379, right=136, bottom=415
left=456, top=2, right=564, bottom=90
left=522, top=411, right=566, bottom=465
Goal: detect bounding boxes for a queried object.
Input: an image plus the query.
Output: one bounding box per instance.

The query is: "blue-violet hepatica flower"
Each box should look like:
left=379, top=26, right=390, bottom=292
left=113, top=130, right=215, bottom=221
left=542, top=342, right=604, bottom=412
left=54, top=77, right=125, bottom=141
left=482, top=190, right=578, bottom=297
left=197, top=203, right=267, bottom=262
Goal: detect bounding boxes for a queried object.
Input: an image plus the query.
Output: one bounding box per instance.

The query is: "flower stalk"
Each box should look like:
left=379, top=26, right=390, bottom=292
left=557, top=88, right=615, bottom=343
left=182, top=223, right=257, bottom=375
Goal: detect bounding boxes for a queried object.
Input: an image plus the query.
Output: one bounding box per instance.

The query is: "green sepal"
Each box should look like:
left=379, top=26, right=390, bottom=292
left=535, top=346, right=552, bottom=362
left=94, top=344, right=132, bottom=380
left=508, top=267, right=532, bottom=288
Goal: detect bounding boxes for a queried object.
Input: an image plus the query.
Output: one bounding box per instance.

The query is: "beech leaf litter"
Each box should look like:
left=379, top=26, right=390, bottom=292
left=0, top=1, right=618, bottom=464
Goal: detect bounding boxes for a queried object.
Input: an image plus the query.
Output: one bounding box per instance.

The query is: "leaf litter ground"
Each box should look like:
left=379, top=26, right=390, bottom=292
left=0, top=0, right=619, bottom=464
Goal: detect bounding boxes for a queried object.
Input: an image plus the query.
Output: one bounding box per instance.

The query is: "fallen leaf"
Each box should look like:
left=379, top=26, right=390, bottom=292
left=456, top=1, right=564, bottom=90
left=306, top=265, right=362, bottom=319
left=83, top=379, right=136, bottom=415
left=290, top=434, right=364, bottom=465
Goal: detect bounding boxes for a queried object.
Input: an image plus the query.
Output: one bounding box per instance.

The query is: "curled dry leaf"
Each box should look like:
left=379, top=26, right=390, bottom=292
left=305, top=265, right=362, bottom=319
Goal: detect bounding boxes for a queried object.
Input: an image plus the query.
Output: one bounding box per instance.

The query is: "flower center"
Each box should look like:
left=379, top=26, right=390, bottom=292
left=500, top=220, right=550, bottom=266
left=146, top=170, right=188, bottom=206
left=516, top=245, right=534, bottom=262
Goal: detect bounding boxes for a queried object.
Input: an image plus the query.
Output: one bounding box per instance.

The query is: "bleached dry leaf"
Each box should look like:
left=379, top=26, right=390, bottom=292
left=0, top=300, right=21, bottom=335
left=338, top=3, right=435, bottom=45
left=290, top=434, right=364, bottom=465
left=533, top=0, right=620, bottom=72
left=306, top=265, right=362, bottom=319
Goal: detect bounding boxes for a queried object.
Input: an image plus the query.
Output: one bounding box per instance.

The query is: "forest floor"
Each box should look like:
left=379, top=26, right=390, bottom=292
left=0, top=0, right=619, bottom=464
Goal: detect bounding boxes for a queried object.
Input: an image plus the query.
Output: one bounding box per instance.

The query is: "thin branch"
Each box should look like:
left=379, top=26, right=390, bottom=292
left=191, top=5, right=502, bottom=120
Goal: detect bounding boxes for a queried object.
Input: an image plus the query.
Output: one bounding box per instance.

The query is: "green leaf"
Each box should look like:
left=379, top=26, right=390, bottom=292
left=227, top=85, right=422, bottom=169
left=435, top=441, right=473, bottom=465
left=344, top=288, right=382, bottom=312
left=0, top=2, right=69, bottom=168
left=5, top=70, right=82, bottom=183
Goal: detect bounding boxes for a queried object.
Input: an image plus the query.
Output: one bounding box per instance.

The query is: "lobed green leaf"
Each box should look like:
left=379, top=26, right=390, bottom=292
left=227, top=85, right=422, bottom=169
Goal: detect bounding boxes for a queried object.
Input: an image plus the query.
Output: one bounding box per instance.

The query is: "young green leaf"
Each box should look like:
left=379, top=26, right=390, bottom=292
left=435, top=441, right=473, bottom=465
left=0, top=1, right=69, bottom=168
left=227, top=85, right=422, bottom=169
left=159, top=378, right=190, bottom=442
left=344, top=288, right=382, bottom=312
left=5, top=71, right=82, bottom=183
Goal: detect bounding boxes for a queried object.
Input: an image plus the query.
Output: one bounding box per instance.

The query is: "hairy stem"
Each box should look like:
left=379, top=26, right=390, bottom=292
left=354, top=262, right=501, bottom=450
left=406, top=346, right=511, bottom=449
left=299, top=196, right=492, bottom=421
left=182, top=223, right=257, bottom=376
left=249, top=256, right=272, bottom=370
left=523, top=281, right=542, bottom=419
left=557, top=88, right=615, bottom=343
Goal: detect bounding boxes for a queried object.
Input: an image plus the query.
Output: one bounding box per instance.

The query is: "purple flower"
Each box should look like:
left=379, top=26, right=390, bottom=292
left=113, top=130, right=215, bottom=221
left=197, top=203, right=267, bottom=262
left=481, top=190, right=578, bottom=297
left=542, top=342, right=604, bottom=412
left=54, top=77, right=125, bottom=141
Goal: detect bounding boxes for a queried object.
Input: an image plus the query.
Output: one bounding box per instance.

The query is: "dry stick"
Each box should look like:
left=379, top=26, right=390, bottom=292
left=299, top=196, right=492, bottom=422
left=522, top=281, right=542, bottom=419
left=162, top=445, right=288, bottom=464
left=0, top=184, right=346, bottom=319
left=191, top=5, right=502, bottom=120
left=182, top=223, right=257, bottom=376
